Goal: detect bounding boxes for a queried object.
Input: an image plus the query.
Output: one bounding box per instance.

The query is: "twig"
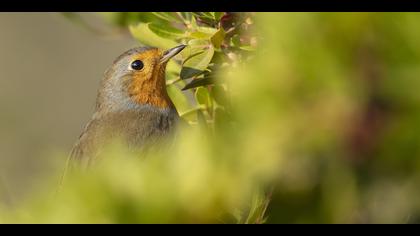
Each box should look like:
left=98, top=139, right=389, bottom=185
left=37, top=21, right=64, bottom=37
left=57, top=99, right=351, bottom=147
left=255, top=186, right=275, bottom=224
left=166, top=77, right=182, bottom=85
left=176, top=12, right=191, bottom=29
left=179, top=106, right=206, bottom=117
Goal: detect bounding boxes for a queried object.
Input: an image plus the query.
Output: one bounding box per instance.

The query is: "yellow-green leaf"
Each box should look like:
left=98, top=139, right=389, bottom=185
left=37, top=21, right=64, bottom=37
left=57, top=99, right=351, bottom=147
left=167, top=84, right=193, bottom=115
left=180, top=41, right=214, bottom=79
left=129, top=23, right=177, bottom=50
left=195, top=87, right=212, bottom=109
left=239, top=46, right=256, bottom=51
left=188, top=26, right=218, bottom=40
left=189, top=31, right=212, bottom=39
left=192, top=12, right=215, bottom=21
left=197, top=26, right=217, bottom=35
left=151, top=12, right=183, bottom=23
left=213, top=12, right=224, bottom=21
left=210, top=28, right=226, bottom=48
left=166, top=60, right=182, bottom=75
left=148, top=23, right=185, bottom=40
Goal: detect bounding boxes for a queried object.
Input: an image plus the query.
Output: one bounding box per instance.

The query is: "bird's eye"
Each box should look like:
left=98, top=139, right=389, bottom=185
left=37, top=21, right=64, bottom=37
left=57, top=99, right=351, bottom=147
left=131, top=60, right=144, bottom=70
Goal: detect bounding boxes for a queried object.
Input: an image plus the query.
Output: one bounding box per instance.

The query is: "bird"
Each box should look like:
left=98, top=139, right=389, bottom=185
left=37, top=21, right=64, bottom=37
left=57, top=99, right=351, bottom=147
left=66, top=44, right=187, bottom=170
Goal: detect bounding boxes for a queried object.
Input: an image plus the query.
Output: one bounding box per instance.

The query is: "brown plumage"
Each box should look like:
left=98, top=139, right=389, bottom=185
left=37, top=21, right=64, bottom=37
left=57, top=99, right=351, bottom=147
left=67, top=45, right=186, bottom=170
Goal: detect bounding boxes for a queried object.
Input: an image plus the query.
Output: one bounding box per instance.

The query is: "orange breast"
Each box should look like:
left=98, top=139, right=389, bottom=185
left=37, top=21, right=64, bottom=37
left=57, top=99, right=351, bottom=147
left=129, top=59, right=173, bottom=109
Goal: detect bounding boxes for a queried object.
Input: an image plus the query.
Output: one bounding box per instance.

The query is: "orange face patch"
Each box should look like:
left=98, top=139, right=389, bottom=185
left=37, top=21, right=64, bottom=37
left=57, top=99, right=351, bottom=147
left=127, top=49, right=173, bottom=109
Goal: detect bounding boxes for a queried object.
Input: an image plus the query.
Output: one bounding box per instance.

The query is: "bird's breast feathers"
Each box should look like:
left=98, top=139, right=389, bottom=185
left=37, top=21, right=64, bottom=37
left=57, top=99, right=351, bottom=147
left=70, top=106, right=179, bottom=163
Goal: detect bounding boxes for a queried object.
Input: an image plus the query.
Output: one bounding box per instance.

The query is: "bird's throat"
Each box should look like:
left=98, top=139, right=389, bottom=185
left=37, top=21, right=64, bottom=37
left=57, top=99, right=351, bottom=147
left=129, top=65, right=173, bottom=109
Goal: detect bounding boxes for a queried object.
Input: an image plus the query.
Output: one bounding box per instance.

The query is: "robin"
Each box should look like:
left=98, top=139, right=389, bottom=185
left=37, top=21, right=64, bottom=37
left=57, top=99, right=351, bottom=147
left=67, top=45, right=186, bottom=169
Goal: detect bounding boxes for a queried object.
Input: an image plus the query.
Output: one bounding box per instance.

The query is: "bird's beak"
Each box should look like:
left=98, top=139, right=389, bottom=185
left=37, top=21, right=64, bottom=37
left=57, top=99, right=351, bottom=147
left=160, top=45, right=186, bottom=64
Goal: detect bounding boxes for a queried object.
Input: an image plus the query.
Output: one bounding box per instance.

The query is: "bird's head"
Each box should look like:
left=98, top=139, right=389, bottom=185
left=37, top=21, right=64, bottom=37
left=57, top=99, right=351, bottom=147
left=96, top=45, right=186, bottom=113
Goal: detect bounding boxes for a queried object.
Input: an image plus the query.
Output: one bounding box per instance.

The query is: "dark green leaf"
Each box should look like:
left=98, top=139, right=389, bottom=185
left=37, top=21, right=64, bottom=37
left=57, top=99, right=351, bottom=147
left=230, top=34, right=242, bottom=47
left=213, top=12, right=225, bottom=21
left=192, top=12, right=217, bottom=26
left=182, top=77, right=214, bottom=90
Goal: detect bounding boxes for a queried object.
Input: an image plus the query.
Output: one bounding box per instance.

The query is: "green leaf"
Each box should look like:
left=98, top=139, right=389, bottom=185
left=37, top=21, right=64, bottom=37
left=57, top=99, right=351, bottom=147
left=192, top=12, right=215, bottom=21
left=166, top=60, right=182, bottom=75
left=230, top=34, right=242, bottom=47
left=213, top=12, right=224, bottom=21
left=239, top=46, right=256, bottom=51
left=190, top=15, right=198, bottom=29
left=195, top=87, right=212, bottom=109
left=230, top=34, right=256, bottom=51
left=214, top=107, right=231, bottom=131
left=188, top=26, right=218, bottom=40
left=129, top=23, right=177, bottom=50
left=180, top=40, right=215, bottom=79
left=195, top=86, right=212, bottom=125
left=148, top=23, right=185, bottom=40
left=180, top=12, right=192, bottom=22
left=211, top=85, right=229, bottom=106
left=167, top=84, right=193, bottom=115
left=151, top=12, right=183, bottom=23
left=183, top=51, right=205, bottom=63
left=178, top=107, right=201, bottom=122
left=197, top=109, right=208, bottom=128
left=210, top=12, right=225, bottom=22
left=179, top=39, right=207, bottom=59
left=188, top=31, right=212, bottom=39
left=197, top=26, right=218, bottom=35
left=240, top=189, right=272, bottom=224
left=182, top=77, right=214, bottom=90
left=210, top=28, right=226, bottom=48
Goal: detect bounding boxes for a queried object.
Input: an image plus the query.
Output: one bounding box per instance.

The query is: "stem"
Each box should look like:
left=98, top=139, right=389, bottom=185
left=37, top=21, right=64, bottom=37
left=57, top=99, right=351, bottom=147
left=255, top=186, right=275, bottom=224
left=166, top=77, right=182, bottom=85
left=176, top=12, right=191, bottom=29
left=180, top=106, right=206, bottom=117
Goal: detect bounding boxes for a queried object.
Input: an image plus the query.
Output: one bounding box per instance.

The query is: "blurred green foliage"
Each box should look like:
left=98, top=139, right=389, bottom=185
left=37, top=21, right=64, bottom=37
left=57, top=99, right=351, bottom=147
left=2, top=12, right=420, bottom=223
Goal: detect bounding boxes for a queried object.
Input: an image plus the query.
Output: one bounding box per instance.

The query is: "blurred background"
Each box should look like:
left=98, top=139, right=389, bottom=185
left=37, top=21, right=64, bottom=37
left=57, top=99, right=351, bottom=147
left=0, top=13, right=136, bottom=200
left=2, top=12, right=420, bottom=224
